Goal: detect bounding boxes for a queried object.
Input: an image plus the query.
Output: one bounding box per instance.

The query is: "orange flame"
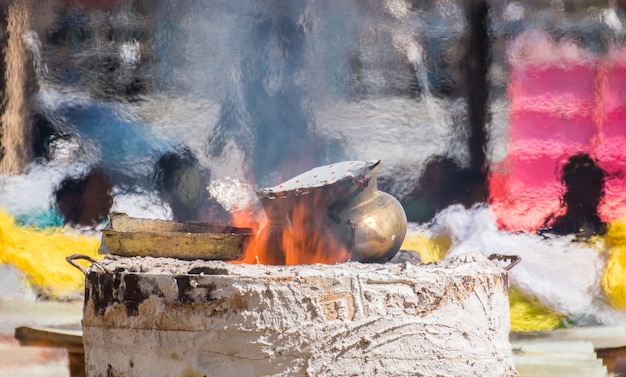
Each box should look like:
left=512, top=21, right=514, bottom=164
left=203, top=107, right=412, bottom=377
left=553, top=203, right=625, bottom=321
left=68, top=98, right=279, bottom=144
left=231, top=192, right=350, bottom=265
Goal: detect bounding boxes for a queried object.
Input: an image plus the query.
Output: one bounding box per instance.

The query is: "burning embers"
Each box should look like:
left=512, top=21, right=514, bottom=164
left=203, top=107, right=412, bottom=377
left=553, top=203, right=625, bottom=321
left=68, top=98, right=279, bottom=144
left=234, top=160, right=408, bottom=265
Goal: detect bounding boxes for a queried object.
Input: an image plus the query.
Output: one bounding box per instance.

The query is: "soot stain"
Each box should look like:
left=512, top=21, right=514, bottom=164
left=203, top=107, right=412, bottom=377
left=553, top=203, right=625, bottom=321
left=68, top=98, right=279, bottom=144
left=88, top=271, right=151, bottom=317
left=187, top=267, right=229, bottom=275
left=87, top=271, right=115, bottom=316
left=174, top=275, right=217, bottom=303
left=121, top=274, right=145, bottom=316
left=89, top=271, right=219, bottom=316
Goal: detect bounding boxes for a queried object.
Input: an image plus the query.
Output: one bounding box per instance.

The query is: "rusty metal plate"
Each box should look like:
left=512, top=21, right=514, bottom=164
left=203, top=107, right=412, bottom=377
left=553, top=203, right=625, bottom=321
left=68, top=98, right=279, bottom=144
left=100, top=213, right=251, bottom=260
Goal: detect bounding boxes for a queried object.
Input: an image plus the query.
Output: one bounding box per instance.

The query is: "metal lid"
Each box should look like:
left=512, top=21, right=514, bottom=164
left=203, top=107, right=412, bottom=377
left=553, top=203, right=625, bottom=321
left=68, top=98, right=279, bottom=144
left=256, top=160, right=381, bottom=200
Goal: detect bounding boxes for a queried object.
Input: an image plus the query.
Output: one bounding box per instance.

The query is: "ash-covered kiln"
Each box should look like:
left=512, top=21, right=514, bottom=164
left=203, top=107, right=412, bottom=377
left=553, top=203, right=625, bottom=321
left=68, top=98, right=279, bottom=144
left=77, top=253, right=516, bottom=377
left=70, top=160, right=517, bottom=377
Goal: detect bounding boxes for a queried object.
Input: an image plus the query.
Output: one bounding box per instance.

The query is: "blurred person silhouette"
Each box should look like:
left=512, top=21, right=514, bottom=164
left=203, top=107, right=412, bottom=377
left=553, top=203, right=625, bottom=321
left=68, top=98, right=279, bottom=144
left=540, top=153, right=608, bottom=238
left=55, top=169, right=113, bottom=227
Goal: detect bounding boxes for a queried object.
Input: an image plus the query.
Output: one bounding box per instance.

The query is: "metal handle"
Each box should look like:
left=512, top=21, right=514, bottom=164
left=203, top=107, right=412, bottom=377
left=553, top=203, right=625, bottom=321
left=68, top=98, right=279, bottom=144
left=488, top=254, right=521, bottom=271
left=66, top=254, right=112, bottom=276
left=327, top=162, right=381, bottom=223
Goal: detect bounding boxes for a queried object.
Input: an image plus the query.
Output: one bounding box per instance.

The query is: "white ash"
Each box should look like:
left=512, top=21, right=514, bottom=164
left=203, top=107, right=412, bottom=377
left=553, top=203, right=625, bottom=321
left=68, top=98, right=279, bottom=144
left=84, top=253, right=516, bottom=377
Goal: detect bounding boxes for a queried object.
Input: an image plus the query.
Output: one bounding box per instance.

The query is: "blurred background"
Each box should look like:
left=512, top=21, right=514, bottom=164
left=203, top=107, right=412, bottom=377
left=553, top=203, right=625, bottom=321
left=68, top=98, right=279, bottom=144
left=3, top=0, right=626, bottom=374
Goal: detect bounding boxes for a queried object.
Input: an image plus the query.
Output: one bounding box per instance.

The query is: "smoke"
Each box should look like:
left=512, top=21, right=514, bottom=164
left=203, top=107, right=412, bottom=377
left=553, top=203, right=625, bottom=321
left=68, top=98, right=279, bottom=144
left=135, top=0, right=472, bottom=190
left=20, top=0, right=480, bottom=223
left=18, top=3, right=397, bottom=207
left=10, top=0, right=622, bottom=227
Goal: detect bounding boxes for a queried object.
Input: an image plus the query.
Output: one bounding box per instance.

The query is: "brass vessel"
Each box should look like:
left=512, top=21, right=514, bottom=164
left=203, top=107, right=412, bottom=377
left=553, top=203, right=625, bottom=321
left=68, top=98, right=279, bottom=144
left=256, top=160, right=407, bottom=263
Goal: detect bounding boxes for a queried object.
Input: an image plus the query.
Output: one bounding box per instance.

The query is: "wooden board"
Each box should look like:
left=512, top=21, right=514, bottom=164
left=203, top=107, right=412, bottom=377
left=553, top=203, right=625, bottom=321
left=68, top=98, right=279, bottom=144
left=512, top=326, right=626, bottom=377
left=14, top=325, right=83, bottom=352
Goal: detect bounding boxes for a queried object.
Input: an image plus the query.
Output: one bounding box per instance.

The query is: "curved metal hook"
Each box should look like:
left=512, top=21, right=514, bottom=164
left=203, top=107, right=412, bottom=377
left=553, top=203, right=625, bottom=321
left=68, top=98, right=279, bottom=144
left=488, top=254, right=521, bottom=271
left=65, top=254, right=112, bottom=276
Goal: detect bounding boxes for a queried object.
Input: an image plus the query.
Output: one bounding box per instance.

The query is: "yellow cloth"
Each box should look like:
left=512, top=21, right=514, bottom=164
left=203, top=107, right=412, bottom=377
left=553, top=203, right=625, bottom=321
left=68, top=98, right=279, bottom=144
left=400, top=231, right=451, bottom=263
left=602, top=219, right=626, bottom=309
left=0, top=209, right=100, bottom=298
left=509, top=285, right=564, bottom=332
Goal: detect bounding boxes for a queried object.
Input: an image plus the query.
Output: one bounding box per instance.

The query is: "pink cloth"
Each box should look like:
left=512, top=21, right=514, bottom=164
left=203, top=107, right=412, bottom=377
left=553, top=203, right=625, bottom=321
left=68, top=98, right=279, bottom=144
left=489, top=31, right=626, bottom=231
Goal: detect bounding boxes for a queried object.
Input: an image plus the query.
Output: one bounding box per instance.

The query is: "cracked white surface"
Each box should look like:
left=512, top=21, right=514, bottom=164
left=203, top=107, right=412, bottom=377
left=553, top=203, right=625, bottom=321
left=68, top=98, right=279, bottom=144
left=84, top=253, right=516, bottom=376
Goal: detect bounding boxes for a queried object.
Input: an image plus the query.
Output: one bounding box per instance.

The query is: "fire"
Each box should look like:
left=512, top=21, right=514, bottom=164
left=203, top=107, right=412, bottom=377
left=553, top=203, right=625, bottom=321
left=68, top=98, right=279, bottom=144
left=280, top=192, right=351, bottom=265
left=229, top=207, right=267, bottom=264
left=230, top=192, right=351, bottom=265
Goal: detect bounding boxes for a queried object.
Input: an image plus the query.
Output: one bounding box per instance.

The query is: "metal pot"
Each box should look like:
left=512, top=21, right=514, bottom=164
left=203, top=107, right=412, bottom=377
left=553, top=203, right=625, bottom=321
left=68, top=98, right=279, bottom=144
left=256, top=160, right=407, bottom=263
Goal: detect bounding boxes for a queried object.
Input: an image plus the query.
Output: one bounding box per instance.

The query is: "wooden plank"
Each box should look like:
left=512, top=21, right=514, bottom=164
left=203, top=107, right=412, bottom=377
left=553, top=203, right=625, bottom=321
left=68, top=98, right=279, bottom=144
left=14, top=326, right=83, bottom=353
left=512, top=340, right=597, bottom=356
left=14, top=325, right=86, bottom=377
left=515, top=363, right=607, bottom=377
left=511, top=326, right=626, bottom=350
left=513, top=355, right=605, bottom=367
left=512, top=327, right=626, bottom=376
left=512, top=340, right=609, bottom=376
